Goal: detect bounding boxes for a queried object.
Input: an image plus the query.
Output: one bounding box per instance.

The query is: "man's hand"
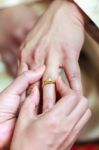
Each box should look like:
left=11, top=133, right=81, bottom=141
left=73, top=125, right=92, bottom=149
left=19, top=0, right=85, bottom=111
left=11, top=77, right=91, bottom=150
left=0, top=66, right=45, bottom=149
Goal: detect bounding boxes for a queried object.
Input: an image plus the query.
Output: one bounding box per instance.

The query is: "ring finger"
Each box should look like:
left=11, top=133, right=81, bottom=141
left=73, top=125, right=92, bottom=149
left=43, top=50, right=61, bottom=111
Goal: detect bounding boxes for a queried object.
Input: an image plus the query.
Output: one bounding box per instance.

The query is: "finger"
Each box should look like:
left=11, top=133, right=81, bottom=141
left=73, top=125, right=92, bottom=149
left=17, top=62, right=29, bottom=100
left=27, top=82, right=40, bottom=96
left=60, top=109, right=91, bottom=150
left=56, top=76, right=72, bottom=97
left=17, top=87, right=40, bottom=128
left=68, top=98, right=89, bottom=127
left=27, top=42, right=46, bottom=96
left=30, top=41, right=46, bottom=70
left=5, top=66, right=45, bottom=96
left=17, top=62, right=28, bottom=75
left=19, top=87, right=40, bottom=120
left=51, top=93, right=79, bottom=118
left=64, top=59, right=83, bottom=95
left=43, top=50, right=60, bottom=111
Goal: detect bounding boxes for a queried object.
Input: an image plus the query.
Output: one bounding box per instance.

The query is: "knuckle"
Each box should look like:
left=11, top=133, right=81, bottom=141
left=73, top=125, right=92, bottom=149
left=48, top=119, right=57, bottom=129
left=43, top=69, right=55, bottom=81
left=46, top=114, right=59, bottom=129
left=68, top=91, right=78, bottom=101
left=82, top=98, right=89, bottom=108
left=70, top=72, right=80, bottom=82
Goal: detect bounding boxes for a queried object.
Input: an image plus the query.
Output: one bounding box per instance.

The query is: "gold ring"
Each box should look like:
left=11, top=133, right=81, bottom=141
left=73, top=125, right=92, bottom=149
left=42, top=78, right=56, bottom=87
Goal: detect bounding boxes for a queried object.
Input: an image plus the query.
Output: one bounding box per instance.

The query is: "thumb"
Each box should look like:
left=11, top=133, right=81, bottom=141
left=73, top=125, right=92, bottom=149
left=5, top=66, right=45, bottom=96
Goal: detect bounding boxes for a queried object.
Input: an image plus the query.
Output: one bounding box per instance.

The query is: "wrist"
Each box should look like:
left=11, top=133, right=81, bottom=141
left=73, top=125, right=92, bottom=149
left=70, top=0, right=90, bottom=25
left=59, top=0, right=85, bottom=27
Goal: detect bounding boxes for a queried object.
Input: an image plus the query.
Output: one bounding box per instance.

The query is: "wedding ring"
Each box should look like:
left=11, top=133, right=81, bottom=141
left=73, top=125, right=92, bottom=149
left=42, top=78, right=56, bottom=87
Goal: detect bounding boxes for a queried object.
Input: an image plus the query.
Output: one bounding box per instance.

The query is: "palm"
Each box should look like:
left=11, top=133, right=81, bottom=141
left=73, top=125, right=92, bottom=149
left=0, top=120, right=15, bottom=148
left=0, top=93, right=20, bottom=149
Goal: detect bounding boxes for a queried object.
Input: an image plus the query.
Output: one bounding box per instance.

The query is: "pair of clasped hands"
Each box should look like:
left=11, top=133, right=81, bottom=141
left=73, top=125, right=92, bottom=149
left=0, top=0, right=91, bottom=150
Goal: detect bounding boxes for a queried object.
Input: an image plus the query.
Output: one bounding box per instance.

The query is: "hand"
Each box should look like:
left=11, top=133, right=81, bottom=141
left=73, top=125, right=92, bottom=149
left=0, top=66, right=45, bottom=149
left=11, top=77, right=91, bottom=150
left=0, top=4, right=38, bottom=77
left=19, top=0, right=85, bottom=111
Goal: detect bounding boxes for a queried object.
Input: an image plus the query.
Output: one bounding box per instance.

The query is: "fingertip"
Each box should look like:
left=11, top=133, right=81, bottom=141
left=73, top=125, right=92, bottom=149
left=20, top=65, right=45, bottom=84
left=31, top=86, right=40, bottom=106
left=36, top=65, right=45, bottom=74
left=56, top=76, right=62, bottom=83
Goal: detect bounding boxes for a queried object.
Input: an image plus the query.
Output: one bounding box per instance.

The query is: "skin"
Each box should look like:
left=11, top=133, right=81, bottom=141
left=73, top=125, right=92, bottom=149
left=0, top=4, right=39, bottom=77
left=10, top=77, right=91, bottom=150
left=0, top=66, right=45, bottom=149
left=0, top=64, right=91, bottom=150
left=18, top=0, right=85, bottom=111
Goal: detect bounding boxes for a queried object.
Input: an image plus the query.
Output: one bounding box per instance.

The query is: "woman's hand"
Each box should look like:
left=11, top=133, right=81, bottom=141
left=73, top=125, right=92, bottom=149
left=0, top=66, right=45, bottom=149
left=0, top=4, right=38, bottom=77
left=19, top=0, right=85, bottom=111
left=11, top=77, right=91, bottom=150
